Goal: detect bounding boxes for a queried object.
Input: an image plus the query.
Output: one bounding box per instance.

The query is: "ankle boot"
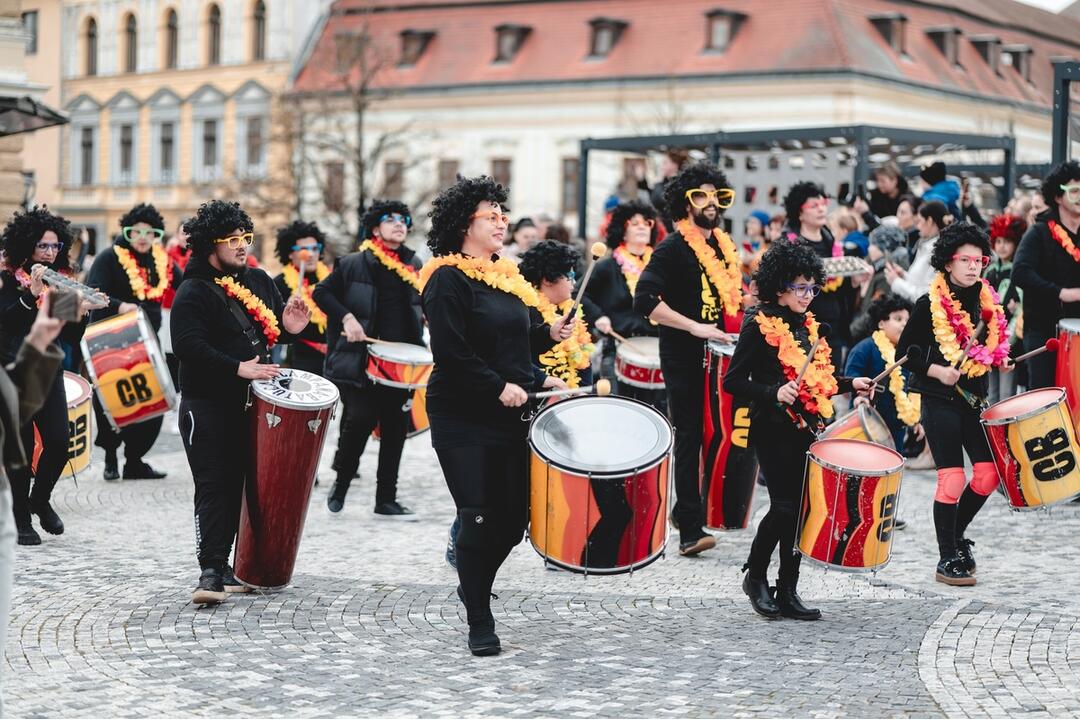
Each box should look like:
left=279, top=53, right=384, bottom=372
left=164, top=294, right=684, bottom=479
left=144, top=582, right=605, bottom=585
left=15, top=513, right=40, bottom=546
left=741, top=564, right=780, bottom=618
left=776, top=556, right=821, bottom=620
left=103, top=450, right=119, bottom=481
left=30, top=479, right=63, bottom=535
left=933, top=501, right=975, bottom=586
left=327, top=475, right=351, bottom=513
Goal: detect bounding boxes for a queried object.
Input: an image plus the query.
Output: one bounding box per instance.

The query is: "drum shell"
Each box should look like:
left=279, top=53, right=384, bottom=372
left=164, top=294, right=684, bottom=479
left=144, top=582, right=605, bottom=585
left=614, top=337, right=664, bottom=390
left=31, top=372, right=93, bottom=478
left=819, top=405, right=896, bottom=450
left=981, top=387, right=1080, bottom=510
left=1057, top=319, right=1080, bottom=439
left=701, top=342, right=758, bottom=530
left=365, top=342, right=433, bottom=389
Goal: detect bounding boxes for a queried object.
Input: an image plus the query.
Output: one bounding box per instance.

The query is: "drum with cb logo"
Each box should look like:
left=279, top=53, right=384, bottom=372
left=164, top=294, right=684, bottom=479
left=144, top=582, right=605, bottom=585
left=32, top=371, right=93, bottom=478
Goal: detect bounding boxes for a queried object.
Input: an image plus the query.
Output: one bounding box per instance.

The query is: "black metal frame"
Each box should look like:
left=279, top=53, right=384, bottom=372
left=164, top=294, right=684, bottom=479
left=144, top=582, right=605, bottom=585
left=577, top=124, right=1016, bottom=238
left=1052, top=60, right=1080, bottom=165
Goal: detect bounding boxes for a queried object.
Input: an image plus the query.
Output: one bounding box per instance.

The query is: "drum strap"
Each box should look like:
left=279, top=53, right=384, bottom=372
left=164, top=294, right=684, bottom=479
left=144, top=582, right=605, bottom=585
left=195, top=278, right=271, bottom=363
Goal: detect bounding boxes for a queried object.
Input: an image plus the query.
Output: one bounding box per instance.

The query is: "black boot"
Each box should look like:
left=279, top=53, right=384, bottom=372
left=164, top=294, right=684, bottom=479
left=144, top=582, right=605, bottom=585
left=776, top=555, right=821, bottom=620
left=103, top=450, right=119, bottom=482
left=933, top=501, right=975, bottom=586
left=457, top=585, right=501, bottom=656
left=30, top=500, right=63, bottom=535
left=15, top=513, right=40, bottom=546
left=123, top=460, right=167, bottom=480
left=955, top=487, right=988, bottom=574
left=741, top=564, right=780, bottom=618
left=327, top=475, right=351, bottom=513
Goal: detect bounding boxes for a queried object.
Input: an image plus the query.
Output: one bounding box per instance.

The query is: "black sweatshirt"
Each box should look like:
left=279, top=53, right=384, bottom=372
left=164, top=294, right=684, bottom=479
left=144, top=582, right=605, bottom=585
left=584, top=256, right=657, bottom=338
left=86, top=238, right=182, bottom=332
left=1013, top=211, right=1080, bottom=335
left=724, top=303, right=854, bottom=428
left=170, top=256, right=296, bottom=403
left=895, top=277, right=990, bottom=402
left=0, top=267, right=87, bottom=364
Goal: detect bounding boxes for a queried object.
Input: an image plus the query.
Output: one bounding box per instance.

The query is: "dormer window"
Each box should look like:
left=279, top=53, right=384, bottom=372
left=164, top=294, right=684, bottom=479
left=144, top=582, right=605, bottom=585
left=926, top=26, right=962, bottom=67
left=869, top=12, right=907, bottom=55
left=494, top=24, right=530, bottom=63
left=588, top=17, right=627, bottom=59
left=970, top=35, right=1001, bottom=74
left=399, top=29, right=435, bottom=67
left=704, top=8, right=746, bottom=54
left=1002, top=44, right=1034, bottom=83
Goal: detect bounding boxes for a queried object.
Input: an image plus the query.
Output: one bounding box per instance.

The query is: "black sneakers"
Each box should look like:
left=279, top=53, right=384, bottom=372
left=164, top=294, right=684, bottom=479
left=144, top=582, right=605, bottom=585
left=31, top=501, right=64, bottom=535
left=678, top=529, right=716, bottom=556
left=192, top=568, right=227, bottom=605
left=935, top=557, right=976, bottom=586
left=374, top=501, right=418, bottom=521
left=327, top=478, right=349, bottom=514
left=955, top=538, right=977, bottom=574
left=468, top=621, right=501, bottom=656
left=103, top=453, right=120, bottom=482
left=222, top=565, right=251, bottom=594
left=15, top=516, right=40, bottom=546
left=123, top=461, right=167, bottom=480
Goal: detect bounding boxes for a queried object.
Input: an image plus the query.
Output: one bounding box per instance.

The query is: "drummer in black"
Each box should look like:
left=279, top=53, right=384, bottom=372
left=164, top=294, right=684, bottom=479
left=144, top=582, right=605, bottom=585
left=0, top=207, right=89, bottom=545
left=724, top=241, right=871, bottom=620
left=86, top=203, right=181, bottom=481
left=633, top=161, right=745, bottom=557
left=421, top=176, right=570, bottom=656
left=171, top=200, right=310, bottom=604
left=312, top=200, right=423, bottom=518
left=272, top=221, right=330, bottom=376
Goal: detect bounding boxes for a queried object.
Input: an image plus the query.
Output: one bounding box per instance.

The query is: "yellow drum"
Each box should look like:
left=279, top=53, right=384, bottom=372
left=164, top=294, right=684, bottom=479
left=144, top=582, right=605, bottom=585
left=819, top=404, right=895, bottom=450
left=32, top=371, right=93, bottom=478
left=981, top=387, right=1080, bottom=510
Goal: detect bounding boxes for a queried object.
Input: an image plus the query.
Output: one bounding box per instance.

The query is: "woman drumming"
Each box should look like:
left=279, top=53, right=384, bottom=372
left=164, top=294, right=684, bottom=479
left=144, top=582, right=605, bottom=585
left=724, top=241, right=871, bottom=620
left=272, top=220, right=329, bottom=376
left=897, top=222, right=1010, bottom=587
left=0, top=207, right=88, bottom=545
left=420, top=176, right=572, bottom=656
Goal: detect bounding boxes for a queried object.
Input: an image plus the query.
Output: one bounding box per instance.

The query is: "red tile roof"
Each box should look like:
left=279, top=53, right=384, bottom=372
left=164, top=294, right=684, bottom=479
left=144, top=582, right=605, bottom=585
left=292, top=0, right=1080, bottom=108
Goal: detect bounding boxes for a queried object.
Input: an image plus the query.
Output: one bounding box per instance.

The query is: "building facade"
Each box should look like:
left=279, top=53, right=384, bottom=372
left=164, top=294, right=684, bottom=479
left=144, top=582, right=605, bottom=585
left=20, top=0, right=61, bottom=210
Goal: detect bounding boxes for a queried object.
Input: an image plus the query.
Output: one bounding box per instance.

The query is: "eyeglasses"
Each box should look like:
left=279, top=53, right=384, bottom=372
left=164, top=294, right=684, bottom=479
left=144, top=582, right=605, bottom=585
left=626, top=217, right=655, bottom=229
left=470, top=210, right=510, bottom=226
left=784, top=282, right=822, bottom=298
left=123, top=226, right=165, bottom=242
left=292, top=243, right=323, bottom=253
left=1060, top=184, right=1080, bottom=201
left=379, top=213, right=412, bottom=228
left=685, top=188, right=736, bottom=209
left=951, top=254, right=991, bottom=268
left=801, top=198, right=829, bottom=212
left=35, top=241, right=64, bottom=253
left=214, top=233, right=255, bottom=249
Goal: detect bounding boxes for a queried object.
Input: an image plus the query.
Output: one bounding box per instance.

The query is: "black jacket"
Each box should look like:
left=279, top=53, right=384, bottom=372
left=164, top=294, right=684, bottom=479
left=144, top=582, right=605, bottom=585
left=1013, top=211, right=1080, bottom=334
left=0, top=268, right=86, bottom=364
left=86, top=238, right=182, bottom=332
left=584, top=256, right=656, bottom=338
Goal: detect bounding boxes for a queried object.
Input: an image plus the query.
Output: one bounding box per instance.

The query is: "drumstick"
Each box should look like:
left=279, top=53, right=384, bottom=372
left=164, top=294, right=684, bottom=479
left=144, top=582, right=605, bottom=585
left=528, top=378, right=612, bottom=400
left=951, top=309, right=994, bottom=369
left=1012, top=337, right=1060, bottom=364
left=563, top=242, right=608, bottom=325
left=603, top=329, right=628, bottom=343
left=292, top=250, right=312, bottom=298
left=338, top=333, right=382, bottom=343
left=870, top=355, right=910, bottom=386
left=793, top=323, right=831, bottom=387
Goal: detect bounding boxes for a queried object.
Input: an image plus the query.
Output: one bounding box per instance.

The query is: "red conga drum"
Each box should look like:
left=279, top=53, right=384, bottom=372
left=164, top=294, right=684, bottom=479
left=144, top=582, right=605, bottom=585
left=234, top=369, right=339, bottom=590
left=1057, top=318, right=1080, bottom=438
left=701, top=340, right=758, bottom=530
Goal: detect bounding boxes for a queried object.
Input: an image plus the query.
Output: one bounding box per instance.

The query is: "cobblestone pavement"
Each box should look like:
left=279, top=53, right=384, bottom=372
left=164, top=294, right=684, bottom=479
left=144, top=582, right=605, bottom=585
left=7, top=408, right=1080, bottom=717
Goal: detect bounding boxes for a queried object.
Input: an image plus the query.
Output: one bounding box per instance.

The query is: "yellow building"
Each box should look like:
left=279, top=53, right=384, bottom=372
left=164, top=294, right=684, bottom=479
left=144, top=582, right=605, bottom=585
left=20, top=0, right=60, bottom=210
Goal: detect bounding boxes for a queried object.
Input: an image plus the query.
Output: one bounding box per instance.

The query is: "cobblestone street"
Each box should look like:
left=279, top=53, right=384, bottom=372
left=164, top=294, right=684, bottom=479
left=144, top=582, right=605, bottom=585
left=7, top=412, right=1080, bottom=718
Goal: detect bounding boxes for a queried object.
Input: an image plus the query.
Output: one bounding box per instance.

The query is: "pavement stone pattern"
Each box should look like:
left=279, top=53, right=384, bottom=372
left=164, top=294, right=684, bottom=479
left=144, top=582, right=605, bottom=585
left=6, top=407, right=1080, bottom=717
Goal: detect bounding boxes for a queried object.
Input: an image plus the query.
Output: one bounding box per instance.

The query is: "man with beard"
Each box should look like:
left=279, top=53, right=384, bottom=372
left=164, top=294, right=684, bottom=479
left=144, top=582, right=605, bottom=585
left=170, top=200, right=311, bottom=603
left=86, top=203, right=181, bottom=481
left=634, top=161, right=744, bottom=556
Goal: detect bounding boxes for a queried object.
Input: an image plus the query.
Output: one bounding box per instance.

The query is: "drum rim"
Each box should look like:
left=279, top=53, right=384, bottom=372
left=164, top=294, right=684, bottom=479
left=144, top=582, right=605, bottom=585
left=136, top=308, right=178, bottom=408
left=615, top=337, right=662, bottom=366
left=63, top=371, right=93, bottom=407
left=527, top=539, right=668, bottom=575
left=364, top=372, right=429, bottom=390
left=366, top=340, right=434, bottom=363
left=705, top=339, right=736, bottom=356
left=980, top=386, right=1068, bottom=425
left=807, top=438, right=905, bottom=477
left=1059, top=318, right=1080, bottom=333
left=1003, top=488, right=1080, bottom=512
left=612, top=368, right=665, bottom=389
left=251, top=368, right=341, bottom=410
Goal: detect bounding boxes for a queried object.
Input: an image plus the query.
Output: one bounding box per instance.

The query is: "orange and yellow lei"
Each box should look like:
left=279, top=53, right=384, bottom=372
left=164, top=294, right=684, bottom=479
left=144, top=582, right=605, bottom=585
left=215, top=276, right=281, bottom=347
left=1048, top=220, right=1080, bottom=264
left=282, top=261, right=329, bottom=334
left=929, top=273, right=1009, bottom=378
left=871, top=330, right=921, bottom=427
left=361, top=238, right=421, bottom=292
left=115, top=244, right=170, bottom=302
left=676, top=218, right=742, bottom=317
left=612, top=244, right=652, bottom=297
left=536, top=297, right=594, bottom=389
left=755, top=310, right=837, bottom=419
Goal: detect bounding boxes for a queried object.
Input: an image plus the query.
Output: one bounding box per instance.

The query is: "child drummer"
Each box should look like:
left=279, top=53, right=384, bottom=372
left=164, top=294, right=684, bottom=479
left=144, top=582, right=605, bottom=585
left=896, top=222, right=1011, bottom=587
left=725, top=241, right=872, bottom=620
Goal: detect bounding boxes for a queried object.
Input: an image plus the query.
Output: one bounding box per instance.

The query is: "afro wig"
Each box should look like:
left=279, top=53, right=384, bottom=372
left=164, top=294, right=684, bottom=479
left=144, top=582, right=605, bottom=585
left=0, top=205, right=74, bottom=272
left=604, top=200, right=658, bottom=249
left=275, top=220, right=326, bottom=265
left=753, top=239, right=826, bottom=302
left=1040, top=160, right=1080, bottom=208
left=118, top=202, right=165, bottom=232
left=782, top=181, right=826, bottom=229
left=427, top=175, right=508, bottom=256
left=662, top=161, right=731, bottom=223
left=988, top=213, right=1027, bottom=245
left=867, top=293, right=914, bottom=327
left=518, top=240, right=580, bottom=287
left=930, top=221, right=992, bottom=273
left=361, top=199, right=412, bottom=242
left=183, top=200, right=254, bottom=258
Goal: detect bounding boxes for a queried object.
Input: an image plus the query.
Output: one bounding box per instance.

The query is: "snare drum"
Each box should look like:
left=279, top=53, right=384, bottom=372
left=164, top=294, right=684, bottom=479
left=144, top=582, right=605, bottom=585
left=981, top=387, right=1080, bottom=510
left=81, top=309, right=176, bottom=430
left=819, top=404, right=896, bottom=450
left=615, top=337, right=664, bottom=389
left=32, top=372, right=93, bottom=478
left=365, top=341, right=433, bottom=389
left=529, top=395, right=672, bottom=574
left=797, top=438, right=905, bottom=571
left=702, top=340, right=758, bottom=530
left=1056, top=318, right=1080, bottom=437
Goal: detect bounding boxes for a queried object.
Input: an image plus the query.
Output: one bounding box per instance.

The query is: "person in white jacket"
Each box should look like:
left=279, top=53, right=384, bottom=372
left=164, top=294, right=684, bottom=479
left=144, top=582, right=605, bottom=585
left=886, top=200, right=950, bottom=302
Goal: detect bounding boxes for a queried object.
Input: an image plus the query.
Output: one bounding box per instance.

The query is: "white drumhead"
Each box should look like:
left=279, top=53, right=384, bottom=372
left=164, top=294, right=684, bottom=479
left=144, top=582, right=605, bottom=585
left=63, top=372, right=92, bottom=407
left=368, top=341, right=432, bottom=365
left=1060, top=318, right=1080, bottom=334
left=252, top=369, right=339, bottom=410
left=616, top=337, right=661, bottom=367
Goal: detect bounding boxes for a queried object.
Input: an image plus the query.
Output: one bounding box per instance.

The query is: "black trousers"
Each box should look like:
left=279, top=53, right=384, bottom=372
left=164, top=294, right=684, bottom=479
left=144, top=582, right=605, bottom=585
left=661, top=356, right=705, bottom=538
left=333, top=383, right=410, bottom=504
left=10, top=371, right=69, bottom=519
left=179, top=396, right=247, bottom=571
left=435, top=441, right=527, bottom=626
left=1024, top=328, right=1056, bottom=390
left=921, top=395, right=993, bottom=468
left=92, top=393, right=163, bottom=464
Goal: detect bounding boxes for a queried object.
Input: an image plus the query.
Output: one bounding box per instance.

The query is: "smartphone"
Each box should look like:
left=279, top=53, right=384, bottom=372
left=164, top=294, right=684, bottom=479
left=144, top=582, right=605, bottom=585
left=48, top=287, right=81, bottom=323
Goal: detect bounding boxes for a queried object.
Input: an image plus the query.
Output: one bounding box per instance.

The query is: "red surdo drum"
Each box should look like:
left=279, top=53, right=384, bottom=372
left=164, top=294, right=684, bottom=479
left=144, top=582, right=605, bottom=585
left=234, top=369, right=339, bottom=590
left=701, top=340, right=758, bottom=530
left=614, top=337, right=664, bottom=389
left=365, top=341, right=433, bottom=389
left=529, top=395, right=672, bottom=574
left=1057, top=318, right=1080, bottom=438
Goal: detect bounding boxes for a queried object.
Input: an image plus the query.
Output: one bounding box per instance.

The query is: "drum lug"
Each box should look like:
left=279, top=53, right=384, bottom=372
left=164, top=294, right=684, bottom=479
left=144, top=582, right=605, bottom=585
left=307, top=419, right=322, bottom=433
left=265, top=412, right=281, bottom=429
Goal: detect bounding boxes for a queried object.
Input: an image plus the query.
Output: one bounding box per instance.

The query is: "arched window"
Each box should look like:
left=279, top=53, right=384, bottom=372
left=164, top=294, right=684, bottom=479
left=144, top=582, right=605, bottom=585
left=207, top=4, right=221, bottom=65
left=85, top=17, right=97, bottom=76
left=165, top=9, right=178, bottom=69
left=252, top=0, right=266, bottom=61
left=123, top=13, right=137, bottom=72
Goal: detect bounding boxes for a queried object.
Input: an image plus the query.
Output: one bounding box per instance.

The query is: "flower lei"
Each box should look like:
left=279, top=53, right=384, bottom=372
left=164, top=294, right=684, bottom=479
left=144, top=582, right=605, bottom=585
left=536, top=297, right=594, bottom=388
left=419, top=253, right=541, bottom=306
left=612, top=244, right=652, bottom=297
left=12, top=268, right=44, bottom=308
left=928, top=273, right=1009, bottom=378
left=215, top=276, right=281, bottom=347
left=1047, top=220, right=1080, bottom=264
left=675, top=218, right=742, bottom=317
left=822, top=238, right=844, bottom=292
left=115, top=244, right=171, bottom=302
left=283, top=261, right=329, bottom=334
left=871, top=330, right=921, bottom=427
left=755, top=310, right=837, bottom=419
left=361, top=238, right=421, bottom=292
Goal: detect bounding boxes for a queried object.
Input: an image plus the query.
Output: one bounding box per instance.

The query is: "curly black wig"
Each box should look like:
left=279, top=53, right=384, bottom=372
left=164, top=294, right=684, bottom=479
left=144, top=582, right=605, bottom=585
left=662, top=161, right=731, bottom=223
left=118, top=202, right=165, bottom=232
left=1041, top=160, right=1080, bottom=208
left=0, top=205, right=74, bottom=272
left=605, top=200, right=659, bottom=249
left=361, top=199, right=412, bottom=242
left=867, top=293, right=914, bottom=327
left=518, top=240, right=580, bottom=287
left=427, top=175, right=508, bottom=256
left=275, top=220, right=326, bottom=265
left=782, top=181, right=826, bottom=228
left=930, top=221, right=992, bottom=273
left=183, top=200, right=254, bottom=258
left=753, top=239, right=826, bottom=301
